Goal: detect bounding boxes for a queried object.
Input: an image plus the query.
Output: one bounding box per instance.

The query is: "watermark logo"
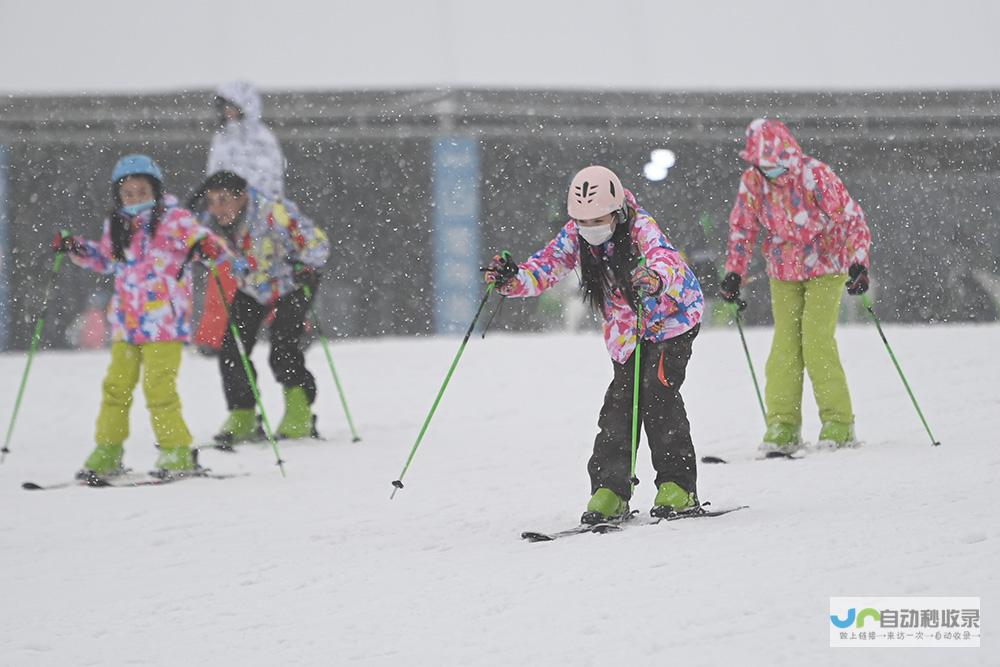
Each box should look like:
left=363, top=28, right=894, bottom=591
left=830, top=597, right=980, bottom=647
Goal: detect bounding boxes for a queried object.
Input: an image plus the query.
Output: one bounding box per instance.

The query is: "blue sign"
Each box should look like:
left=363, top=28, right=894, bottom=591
left=0, top=145, right=9, bottom=350
left=432, top=138, right=480, bottom=333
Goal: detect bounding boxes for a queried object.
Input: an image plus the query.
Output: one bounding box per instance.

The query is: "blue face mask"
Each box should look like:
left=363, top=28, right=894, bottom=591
left=761, top=166, right=787, bottom=180
left=121, top=199, right=156, bottom=217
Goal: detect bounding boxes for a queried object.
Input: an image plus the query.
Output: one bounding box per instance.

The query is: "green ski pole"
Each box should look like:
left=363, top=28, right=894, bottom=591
left=732, top=300, right=767, bottom=424
left=299, top=282, right=361, bottom=442
left=209, top=263, right=287, bottom=475
left=628, top=299, right=644, bottom=491
left=391, top=284, right=496, bottom=498
left=861, top=293, right=940, bottom=446
left=1, top=252, right=65, bottom=463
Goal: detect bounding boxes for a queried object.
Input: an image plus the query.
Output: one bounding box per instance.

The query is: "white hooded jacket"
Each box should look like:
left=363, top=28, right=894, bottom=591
left=207, top=81, right=286, bottom=199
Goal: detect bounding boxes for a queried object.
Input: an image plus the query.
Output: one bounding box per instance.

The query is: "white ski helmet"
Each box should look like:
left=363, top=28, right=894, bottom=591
left=567, top=165, right=625, bottom=220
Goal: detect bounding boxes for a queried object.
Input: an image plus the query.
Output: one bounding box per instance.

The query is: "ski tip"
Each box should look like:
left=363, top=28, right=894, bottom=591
left=701, top=455, right=728, bottom=464
left=520, top=531, right=553, bottom=542
left=763, top=451, right=802, bottom=460
left=22, top=481, right=44, bottom=490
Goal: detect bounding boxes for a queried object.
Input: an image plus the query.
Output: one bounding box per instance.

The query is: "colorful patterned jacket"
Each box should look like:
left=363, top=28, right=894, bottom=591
left=725, top=118, right=872, bottom=282
left=68, top=201, right=230, bottom=345
left=208, top=81, right=285, bottom=199
left=221, top=189, right=330, bottom=305
left=500, top=190, right=704, bottom=364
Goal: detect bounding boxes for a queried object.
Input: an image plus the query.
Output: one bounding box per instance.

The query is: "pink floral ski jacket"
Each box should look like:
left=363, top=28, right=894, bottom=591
left=500, top=190, right=704, bottom=364
left=725, top=118, right=872, bottom=282
left=69, top=203, right=230, bottom=345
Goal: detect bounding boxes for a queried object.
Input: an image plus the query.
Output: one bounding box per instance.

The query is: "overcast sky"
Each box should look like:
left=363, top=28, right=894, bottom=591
left=2, top=0, right=999, bottom=94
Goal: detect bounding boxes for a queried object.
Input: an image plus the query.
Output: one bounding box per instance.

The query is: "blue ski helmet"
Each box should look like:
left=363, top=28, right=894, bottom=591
left=111, top=154, right=163, bottom=184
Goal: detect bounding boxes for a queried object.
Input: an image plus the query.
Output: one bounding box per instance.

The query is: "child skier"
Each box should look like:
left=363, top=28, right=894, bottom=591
left=720, top=118, right=872, bottom=453
left=192, top=81, right=287, bottom=354
left=53, top=154, right=235, bottom=479
left=198, top=171, right=330, bottom=444
left=484, top=165, right=705, bottom=524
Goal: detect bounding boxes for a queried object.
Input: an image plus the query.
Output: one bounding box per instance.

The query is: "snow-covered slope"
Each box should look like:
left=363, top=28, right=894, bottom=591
left=1, top=324, right=996, bottom=666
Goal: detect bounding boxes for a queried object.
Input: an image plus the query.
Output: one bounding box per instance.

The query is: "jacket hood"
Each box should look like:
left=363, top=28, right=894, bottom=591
left=739, top=118, right=803, bottom=169
left=624, top=188, right=638, bottom=210
left=216, top=81, right=262, bottom=121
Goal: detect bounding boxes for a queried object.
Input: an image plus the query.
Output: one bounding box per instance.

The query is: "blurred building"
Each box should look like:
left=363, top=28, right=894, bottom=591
left=0, top=89, right=998, bottom=350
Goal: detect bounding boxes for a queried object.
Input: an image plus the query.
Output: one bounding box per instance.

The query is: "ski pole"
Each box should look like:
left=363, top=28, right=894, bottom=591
left=391, top=284, right=496, bottom=498
left=208, top=262, right=287, bottom=475
left=861, top=293, right=940, bottom=446
left=480, top=295, right=506, bottom=339
left=478, top=251, right=513, bottom=340
left=1, top=252, right=66, bottom=463
left=299, top=281, right=361, bottom=442
left=731, top=300, right=767, bottom=424
left=628, top=299, right=644, bottom=491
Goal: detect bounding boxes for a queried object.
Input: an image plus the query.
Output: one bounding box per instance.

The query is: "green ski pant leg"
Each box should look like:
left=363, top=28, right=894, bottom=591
left=140, top=342, right=193, bottom=450
left=765, top=279, right=806, bottom=428
left=95, top=342, right=142, bottom=446
left=802, top=274, right=854, bottom=425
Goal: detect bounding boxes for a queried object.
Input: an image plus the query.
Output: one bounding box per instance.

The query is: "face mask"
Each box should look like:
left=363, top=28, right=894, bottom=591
left=121, top=199, right=156, bottom=217
left=578, top=223, right=614, bottom=246
left=761, top=166, right=787, bottom=180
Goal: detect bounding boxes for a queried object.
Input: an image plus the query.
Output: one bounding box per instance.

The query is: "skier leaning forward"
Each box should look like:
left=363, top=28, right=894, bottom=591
left=197, top=171, right=331, bottom=444
left=484, top=166, right=705, bottom=524
left=719, top=119, right=873, bottom=454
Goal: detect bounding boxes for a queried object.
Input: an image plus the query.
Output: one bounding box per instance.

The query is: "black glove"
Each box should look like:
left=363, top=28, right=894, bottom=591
left=292, top=263, right=320, bottom=291
left=482, top=251, right=518, bottom=289
left=51, top=230, right=86, bottom=256
left=846, top=263, right=869, bottom=295
left=719, top=272, right=742, bottom=303
left=184, top=191, right=202, bottom=212
left=630, top=265, right=663, bottom=297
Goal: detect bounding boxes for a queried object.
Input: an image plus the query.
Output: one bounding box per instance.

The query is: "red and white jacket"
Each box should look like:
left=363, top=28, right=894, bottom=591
left=725, top=118, right=872, bottom=282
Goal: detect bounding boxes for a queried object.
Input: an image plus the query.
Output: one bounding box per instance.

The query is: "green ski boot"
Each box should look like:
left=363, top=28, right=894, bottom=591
left=276, top=387, right=316, bottom=440
left=650, top=481, right=699, bottom=519
left=816, top=422, right=858, bottom=450
left=581, top=487, right=630, bottom=525
left=214, top=408, right=260, bottom=446
left=759, top=422, right=803, bottom=456
left=76, top=442, right=125, bottom=480
left=153, top=446, right=199, bottom=478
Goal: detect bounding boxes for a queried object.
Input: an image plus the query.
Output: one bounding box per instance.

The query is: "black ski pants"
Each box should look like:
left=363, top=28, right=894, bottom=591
left=219, top=286, right=317, bottom=411
left=588, top=324, right=699, bottom=501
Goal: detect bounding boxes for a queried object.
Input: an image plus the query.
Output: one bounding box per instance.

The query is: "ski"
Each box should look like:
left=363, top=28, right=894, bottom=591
left=201, top=415, right=322, bottom=452
left=701, top=451, right=802, bottom=464
left=196, top=435, right=325, bottom=454
left=650, top=504, right=749, bottom=522
left=22, top=469, right=146, bottom=490
left=22, top=470, right=246, bottom=491
left=521, top=504, right=748, bottom=541
left=22, top=480, right=80, bottom=491
left=521, top=510, right=639, bottom=542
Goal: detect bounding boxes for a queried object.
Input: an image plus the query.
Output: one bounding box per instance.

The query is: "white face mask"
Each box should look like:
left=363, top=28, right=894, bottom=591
left=578, top=222, right=614, bottom=246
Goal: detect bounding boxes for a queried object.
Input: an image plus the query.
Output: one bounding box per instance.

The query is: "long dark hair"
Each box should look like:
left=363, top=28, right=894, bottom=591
left=109, top=176, right=163, bottom=261
left=578, top=205, right=639, bottom=315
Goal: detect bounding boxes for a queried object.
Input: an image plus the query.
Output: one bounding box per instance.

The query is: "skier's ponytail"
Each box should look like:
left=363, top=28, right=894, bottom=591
left=578, top=205, right=640, bottom=316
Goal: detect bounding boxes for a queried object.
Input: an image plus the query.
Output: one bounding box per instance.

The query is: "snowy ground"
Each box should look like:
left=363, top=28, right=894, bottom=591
left=1, top=322, right=997, bottom=666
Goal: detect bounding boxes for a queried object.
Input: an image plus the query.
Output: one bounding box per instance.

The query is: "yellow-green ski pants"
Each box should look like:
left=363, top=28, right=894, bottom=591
left=94, top=342, right=193, bottom=449
left=765, top=275, right=854, bottom=428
